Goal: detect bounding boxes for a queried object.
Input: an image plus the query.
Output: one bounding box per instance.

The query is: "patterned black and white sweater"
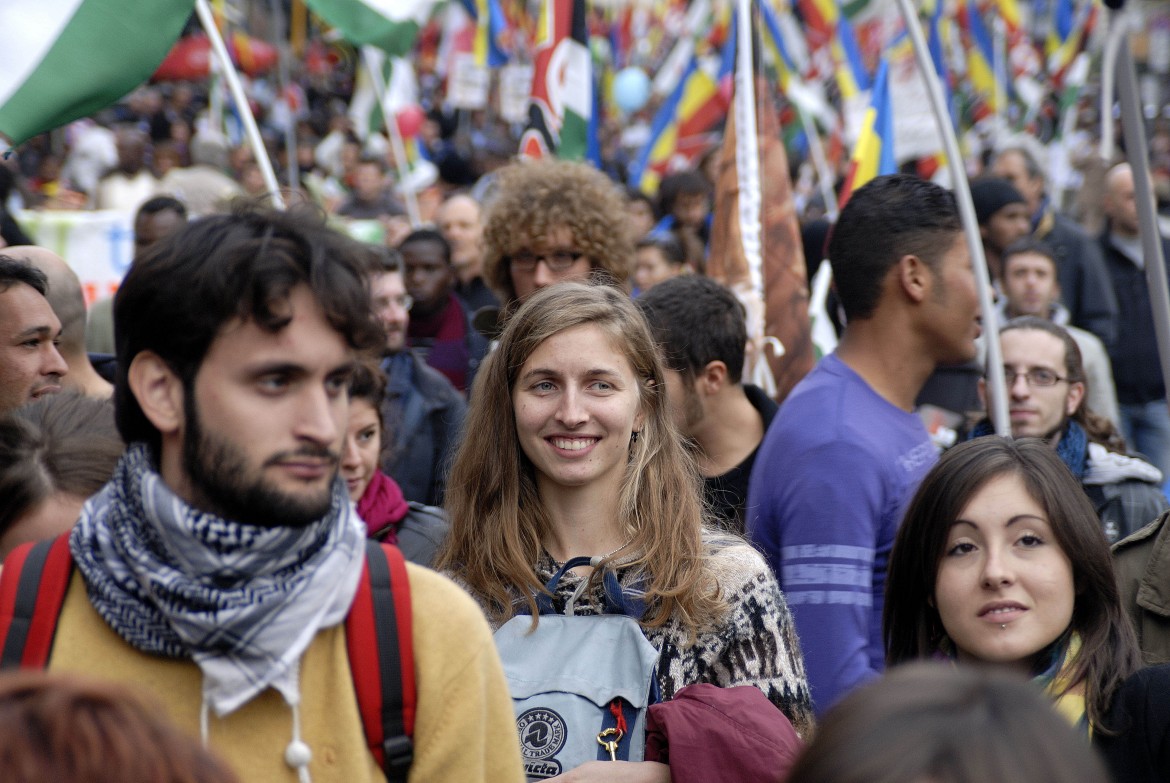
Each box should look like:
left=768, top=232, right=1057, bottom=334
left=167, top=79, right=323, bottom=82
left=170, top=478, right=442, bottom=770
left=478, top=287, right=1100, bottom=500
left=466, top=540, right=815, bottom=739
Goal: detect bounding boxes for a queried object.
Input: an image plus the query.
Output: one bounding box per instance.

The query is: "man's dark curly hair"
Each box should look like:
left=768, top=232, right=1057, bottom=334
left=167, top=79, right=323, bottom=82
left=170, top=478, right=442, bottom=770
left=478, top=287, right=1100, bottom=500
left=113, top=203, right=384, bottom=452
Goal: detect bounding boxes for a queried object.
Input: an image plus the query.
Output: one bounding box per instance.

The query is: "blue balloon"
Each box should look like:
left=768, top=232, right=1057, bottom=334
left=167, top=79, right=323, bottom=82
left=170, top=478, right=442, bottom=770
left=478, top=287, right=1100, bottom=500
left=613, top=67, right=651, bottom=114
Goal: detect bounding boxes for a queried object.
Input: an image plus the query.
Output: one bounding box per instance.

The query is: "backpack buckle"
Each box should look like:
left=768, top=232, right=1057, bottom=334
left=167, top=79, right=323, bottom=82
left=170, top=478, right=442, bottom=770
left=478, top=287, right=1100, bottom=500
left=383, top=734, right=414, bottom=775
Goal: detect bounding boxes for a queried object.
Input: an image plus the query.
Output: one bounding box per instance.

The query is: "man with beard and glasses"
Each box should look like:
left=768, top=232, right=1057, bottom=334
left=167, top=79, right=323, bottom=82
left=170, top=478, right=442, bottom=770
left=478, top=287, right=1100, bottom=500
left=0, top=206, right=523, bottom=782
left=969, top=317, right=1167, bottom=544
left=638, top=275, right=774, bottom=533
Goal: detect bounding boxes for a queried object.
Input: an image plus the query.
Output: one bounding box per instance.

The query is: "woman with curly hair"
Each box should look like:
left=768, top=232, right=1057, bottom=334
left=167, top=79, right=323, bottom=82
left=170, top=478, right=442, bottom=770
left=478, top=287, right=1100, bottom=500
left=437, top=281, right=812, bottom=781
left=481, top=160, right=632, bottom=312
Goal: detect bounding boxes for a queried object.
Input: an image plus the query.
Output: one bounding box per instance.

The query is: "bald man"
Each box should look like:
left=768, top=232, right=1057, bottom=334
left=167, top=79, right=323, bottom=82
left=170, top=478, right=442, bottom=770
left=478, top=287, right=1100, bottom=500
left=435, top=193, right=498, bottom=312
left=8, top=247, right=113, bottom=398
left=1100, top=163, right=1170, bottom=480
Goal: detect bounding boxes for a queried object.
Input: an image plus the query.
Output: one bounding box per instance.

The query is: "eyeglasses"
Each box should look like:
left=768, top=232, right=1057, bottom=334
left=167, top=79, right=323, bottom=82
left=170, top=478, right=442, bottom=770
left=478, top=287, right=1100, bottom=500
left=1002, top=367, right=1068, bottom=387
left=508, top=250, right=585, bottom=273
left=375, top=293, right=413, bottom=311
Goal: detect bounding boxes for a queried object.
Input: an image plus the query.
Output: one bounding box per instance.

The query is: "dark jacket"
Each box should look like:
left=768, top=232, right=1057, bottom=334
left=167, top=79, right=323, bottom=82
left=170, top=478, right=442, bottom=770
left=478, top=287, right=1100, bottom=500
left=1100, top=231, right=1170, bottom=405
left=1095, top=664, right=1170, bottom=783
left=1036, top=210, right=1118, bottom=349
left=369, top=501, right=450, bottom=568
left=381, top=351, right=467, bottom=506
left=1114, top=511, right=1170, bottom=666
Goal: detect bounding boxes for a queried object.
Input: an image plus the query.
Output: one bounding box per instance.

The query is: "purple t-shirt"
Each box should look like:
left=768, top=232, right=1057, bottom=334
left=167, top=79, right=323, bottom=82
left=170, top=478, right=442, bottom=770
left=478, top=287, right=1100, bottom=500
left=746, top=353, right=936, bottom=715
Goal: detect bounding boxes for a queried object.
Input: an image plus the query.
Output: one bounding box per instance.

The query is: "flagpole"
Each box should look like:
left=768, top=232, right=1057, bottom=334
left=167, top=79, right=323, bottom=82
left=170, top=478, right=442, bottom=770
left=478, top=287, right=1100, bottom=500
left=799, top=108, right=839, bottom=222
left=992, top=16, right=1007, bottom=131
left=267, top=0, right=300, bottom=193
left=1113, top=27, right=1170, bottom=411
left=734, top=0, right=763, bottom=304
left=194, top=0, right=285, bottom=210
left=1099, top=13, right=1126, bottom=161
left=895, top=0, right=1009, bottom=437
left=361, top=48, right=422, bottom=228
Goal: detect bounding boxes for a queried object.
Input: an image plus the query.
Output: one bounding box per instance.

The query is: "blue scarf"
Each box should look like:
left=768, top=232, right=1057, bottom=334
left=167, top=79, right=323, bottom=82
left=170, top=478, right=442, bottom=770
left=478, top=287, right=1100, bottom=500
left=969, top=419, right=1088, bottom=479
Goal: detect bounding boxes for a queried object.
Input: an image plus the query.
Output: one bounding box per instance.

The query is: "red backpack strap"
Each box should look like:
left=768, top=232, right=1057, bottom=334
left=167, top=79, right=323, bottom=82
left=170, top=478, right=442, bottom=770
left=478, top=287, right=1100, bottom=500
left=346, top=540, right=415, bottom=782
left=0, top=535, right=74, bottom=669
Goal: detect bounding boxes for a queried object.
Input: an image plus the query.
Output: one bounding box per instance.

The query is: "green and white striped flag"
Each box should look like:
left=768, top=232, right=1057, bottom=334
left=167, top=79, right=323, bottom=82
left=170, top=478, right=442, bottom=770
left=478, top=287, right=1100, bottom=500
left=348, top=47, right=417, bottom=141
left=0, top=0, right=193, bottom=148
left=303, top=0, right=440, bottom=57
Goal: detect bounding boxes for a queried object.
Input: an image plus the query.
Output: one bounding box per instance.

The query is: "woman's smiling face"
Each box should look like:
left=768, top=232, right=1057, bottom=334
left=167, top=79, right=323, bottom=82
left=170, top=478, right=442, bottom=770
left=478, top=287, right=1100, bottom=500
left=512, top=323, right=644, bottom=498
left=934, top=471, right=1076, bottom=671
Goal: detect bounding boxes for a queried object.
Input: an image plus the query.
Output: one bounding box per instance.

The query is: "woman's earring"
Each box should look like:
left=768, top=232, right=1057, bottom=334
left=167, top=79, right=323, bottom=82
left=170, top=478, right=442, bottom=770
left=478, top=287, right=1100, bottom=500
left=631, top=430, right=640, bottom=444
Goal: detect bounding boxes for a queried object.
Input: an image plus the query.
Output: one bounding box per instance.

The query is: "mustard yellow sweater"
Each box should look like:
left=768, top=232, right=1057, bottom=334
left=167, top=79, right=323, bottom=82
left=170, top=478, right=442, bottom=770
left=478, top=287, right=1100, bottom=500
left=49, top=563, right=525, bottom=783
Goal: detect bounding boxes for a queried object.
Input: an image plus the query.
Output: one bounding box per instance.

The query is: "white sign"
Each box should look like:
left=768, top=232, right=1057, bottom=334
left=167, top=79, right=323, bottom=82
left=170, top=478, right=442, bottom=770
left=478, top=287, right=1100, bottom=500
left=499, top=64, right=534, bottom=123
left=448, top=53, right=490, bottom=109
left=15, top=209, right=133, bottom=305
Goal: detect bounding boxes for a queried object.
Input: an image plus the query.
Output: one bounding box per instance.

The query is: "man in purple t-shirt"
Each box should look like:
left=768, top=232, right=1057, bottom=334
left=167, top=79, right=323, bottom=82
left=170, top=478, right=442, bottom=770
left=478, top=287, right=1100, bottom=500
left=748, top=175, right=981, bottom=715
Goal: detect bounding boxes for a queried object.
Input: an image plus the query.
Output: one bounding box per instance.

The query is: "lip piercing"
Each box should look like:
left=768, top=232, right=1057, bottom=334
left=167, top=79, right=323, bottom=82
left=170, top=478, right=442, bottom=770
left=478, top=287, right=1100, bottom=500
left=1000, top=623, right=1007, bottom=630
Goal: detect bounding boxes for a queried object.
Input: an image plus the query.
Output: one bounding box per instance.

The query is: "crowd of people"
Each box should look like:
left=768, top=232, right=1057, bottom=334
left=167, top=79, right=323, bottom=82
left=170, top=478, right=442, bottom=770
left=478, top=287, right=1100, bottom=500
left=3, top=67, right=1170, bottom=783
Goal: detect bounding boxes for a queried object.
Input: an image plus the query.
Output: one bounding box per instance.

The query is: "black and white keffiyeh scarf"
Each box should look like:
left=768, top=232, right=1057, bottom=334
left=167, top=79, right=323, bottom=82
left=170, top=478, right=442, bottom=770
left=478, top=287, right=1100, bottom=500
left=69, top=443, right=365, bottom=717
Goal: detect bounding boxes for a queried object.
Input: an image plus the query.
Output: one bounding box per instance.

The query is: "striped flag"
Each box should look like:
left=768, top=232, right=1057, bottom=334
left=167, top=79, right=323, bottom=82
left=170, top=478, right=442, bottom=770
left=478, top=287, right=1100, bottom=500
left=628, top=52, right=727, bottom=195
left=518, top=0, right=591, bottom=161
left=837, top=57, right=894, bottom=208
left=0, top=0, right=193, bottom=148
left=460, top=0, right=509, bottom=68
left=302, top=0, right=440, bottom=57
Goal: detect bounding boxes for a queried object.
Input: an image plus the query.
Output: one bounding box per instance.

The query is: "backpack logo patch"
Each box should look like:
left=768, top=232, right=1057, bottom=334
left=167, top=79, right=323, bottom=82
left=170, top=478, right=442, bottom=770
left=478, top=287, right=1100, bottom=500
left=517, top=707, right=567, bottom=760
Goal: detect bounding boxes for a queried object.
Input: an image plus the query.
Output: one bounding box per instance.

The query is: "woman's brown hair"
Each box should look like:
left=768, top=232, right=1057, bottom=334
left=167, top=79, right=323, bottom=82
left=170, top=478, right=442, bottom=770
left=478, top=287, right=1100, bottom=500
left=436, top=282, right=724, bottom=633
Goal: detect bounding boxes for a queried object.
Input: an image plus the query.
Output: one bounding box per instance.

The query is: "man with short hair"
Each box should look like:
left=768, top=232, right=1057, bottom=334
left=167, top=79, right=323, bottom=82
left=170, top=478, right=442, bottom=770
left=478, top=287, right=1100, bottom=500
left=133, top=195, right=188, bottom=256
left=972, top=317, right=1166, bottom=544
left=991, top=140, right=1117, bottom=347
left=0, top=256, right=68, bottom=413
left=93, top=127, right=159, bottom=212
left=0, top=209, right=522, bottom=781
left=7, top=246, right=113, bottom=398
left=639, top=276, right=772, bottom=532
left=435, top=193, right=498, bottom=313
left=88, top=197, right=189, bottom=356
left=995, top=239, right=1119, bottom=425
left=368, top=247, right=467, bottom=506
left=748, top=175, right=981, bottom=715
left=338, top=157, right=406, bottom=221
left=399, top=229, right=488, bottom=394
left=1100, top=162, right=1170, bottom=481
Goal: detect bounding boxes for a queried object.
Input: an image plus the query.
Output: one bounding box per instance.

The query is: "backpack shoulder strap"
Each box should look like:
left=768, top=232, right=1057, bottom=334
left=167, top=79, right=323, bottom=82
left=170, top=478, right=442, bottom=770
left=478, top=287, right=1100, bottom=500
left=0, top=534, right=74, bottom=669
left=346, top=540, right=416, bottom=782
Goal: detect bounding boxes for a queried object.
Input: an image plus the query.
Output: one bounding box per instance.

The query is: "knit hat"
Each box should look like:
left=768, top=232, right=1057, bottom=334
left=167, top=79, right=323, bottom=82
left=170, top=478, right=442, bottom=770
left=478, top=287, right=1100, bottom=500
left=970, top=178, right=1026, bottom=225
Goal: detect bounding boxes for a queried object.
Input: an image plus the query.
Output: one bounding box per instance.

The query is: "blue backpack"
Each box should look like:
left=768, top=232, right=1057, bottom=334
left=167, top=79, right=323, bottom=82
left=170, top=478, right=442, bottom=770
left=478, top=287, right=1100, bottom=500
left=494, top=556, right=661, bottom=780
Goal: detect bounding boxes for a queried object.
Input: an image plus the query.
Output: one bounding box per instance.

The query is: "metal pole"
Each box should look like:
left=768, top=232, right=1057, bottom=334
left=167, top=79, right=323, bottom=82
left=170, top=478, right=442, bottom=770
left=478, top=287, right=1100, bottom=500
left=194, top=0, right=285, bottom=209
left=895, top=0, right=1010, bottom=436
left=1114, top=33, right=1170, bottom=412
left=361, top=48, right=422, bottom=228
left=268, top=0, right=300, bottom=194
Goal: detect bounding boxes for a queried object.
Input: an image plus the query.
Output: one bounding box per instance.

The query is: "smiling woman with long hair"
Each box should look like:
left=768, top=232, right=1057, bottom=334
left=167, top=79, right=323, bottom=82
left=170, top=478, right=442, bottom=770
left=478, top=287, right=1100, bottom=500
left=437, top=282, right=813, bottom=779
left=884, top=436, right=1170, bottom=782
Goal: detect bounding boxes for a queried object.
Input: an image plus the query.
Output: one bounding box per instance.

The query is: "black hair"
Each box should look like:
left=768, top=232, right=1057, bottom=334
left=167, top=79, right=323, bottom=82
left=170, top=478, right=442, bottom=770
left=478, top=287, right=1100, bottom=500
left=1001, top=236, right=1057, bottom=269
left=398, top=228, right=452, bottom=266
left=113, top=203, right=384, bottom=452
left=827, top=174, right=961, bottom=321
left=656, top=171, right=711, bottom=220
left=637, top=275, right=747, bottom=383
left=635, top=234, right=686, bottom=266
left=0, top=255, right=48, bottom=296
left=136, top=196, right=188, bottom=220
